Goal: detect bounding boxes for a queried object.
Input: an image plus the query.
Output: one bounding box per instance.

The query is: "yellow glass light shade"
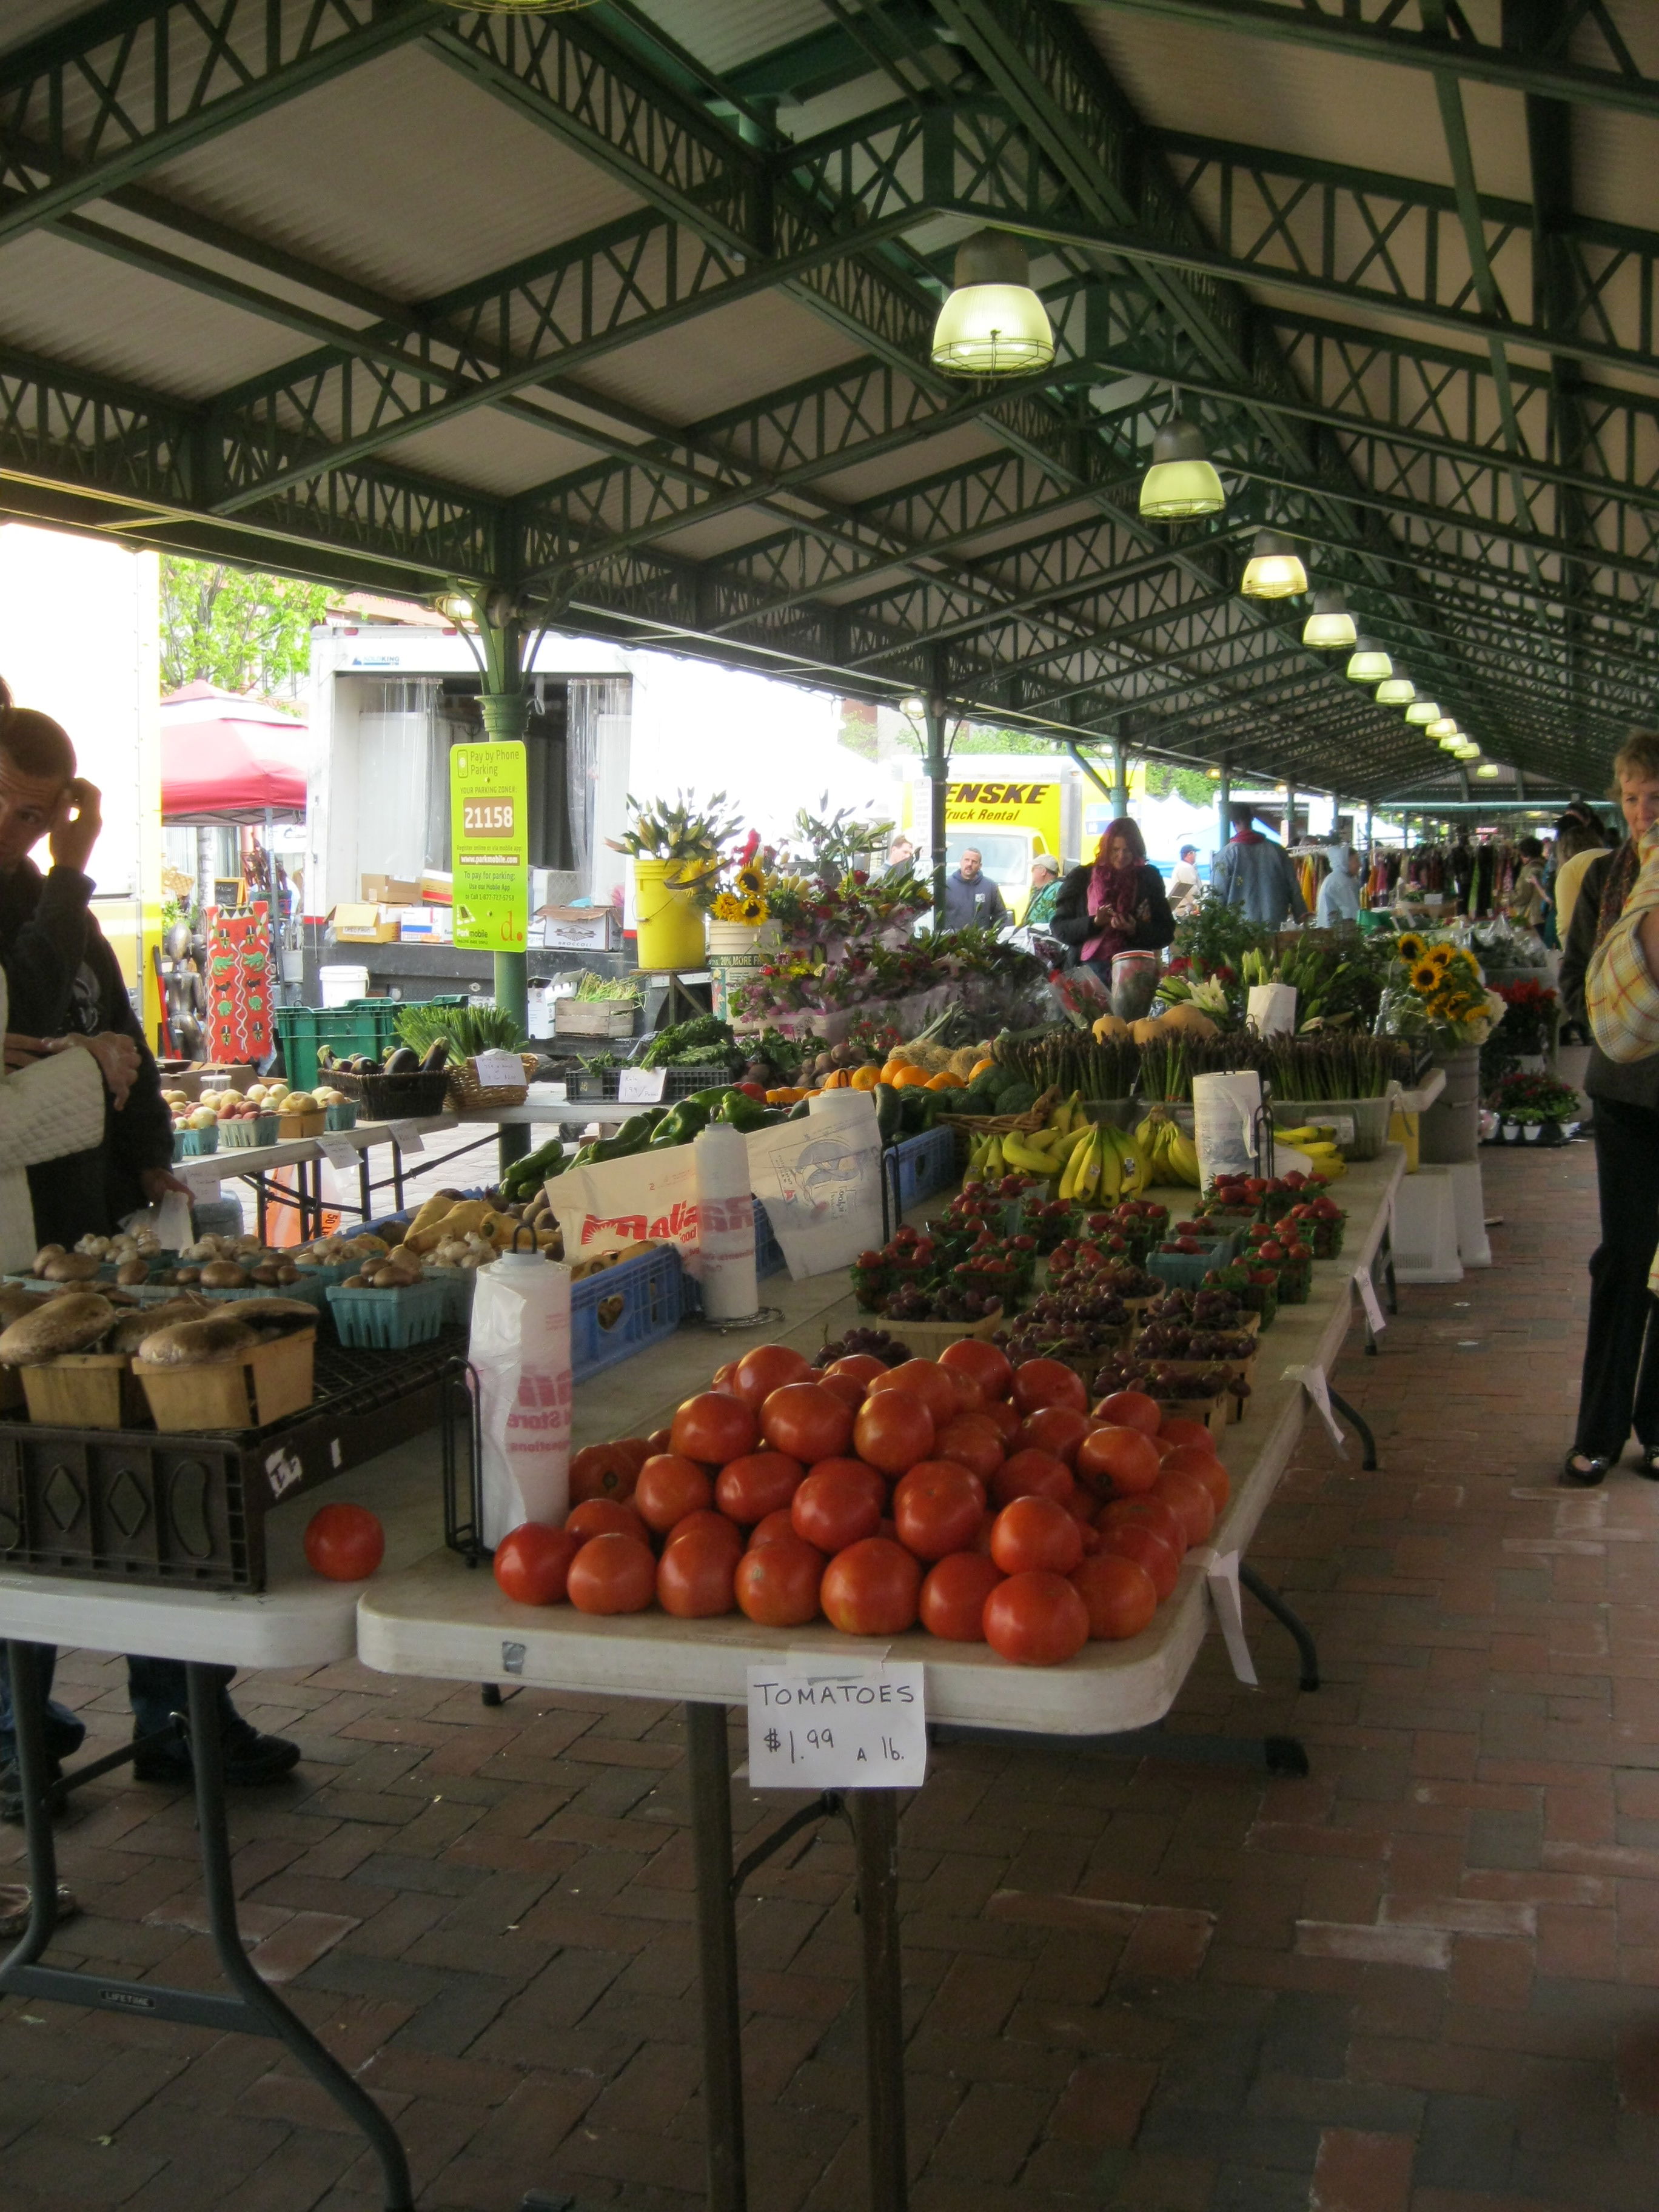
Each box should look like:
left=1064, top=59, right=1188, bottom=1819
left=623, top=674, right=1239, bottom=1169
left=931, top=231, right=1054, bottom=377
left=1302, top=589, right=1356, bottom=648
left=1346, top=638, right=1393, bottom=682
left=1475, top=763, right=1501, bottom=778
left=1375, top=675, right=1416, bottom=705
left=1404, top=699, right=1441, bottom=725
left=1427, top=717, right=1461, bottom=740
left=1240, top=529, right=1307, bottom=600
left=1140, top=418, right=1225, bottom=519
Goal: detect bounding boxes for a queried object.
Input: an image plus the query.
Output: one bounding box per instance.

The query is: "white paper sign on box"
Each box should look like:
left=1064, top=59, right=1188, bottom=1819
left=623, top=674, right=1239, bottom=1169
left=746, top=1661, right=927, bottom=1789
left=743, top=1092, right=883, bottom=1280
left=1246, top=981, right=1298, bottom=1036
left=549, top=1144, right=703, bottom=1272
left=472, top=1049, right=525, bottom=1090
left=617, top=1067, right=668, bottom=1103
left=320, top=1136, right=360, bottom=1172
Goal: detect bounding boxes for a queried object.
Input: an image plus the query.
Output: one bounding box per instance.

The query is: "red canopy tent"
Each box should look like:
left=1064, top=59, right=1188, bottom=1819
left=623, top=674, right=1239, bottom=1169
left=161, top=684, right=309, bottom=826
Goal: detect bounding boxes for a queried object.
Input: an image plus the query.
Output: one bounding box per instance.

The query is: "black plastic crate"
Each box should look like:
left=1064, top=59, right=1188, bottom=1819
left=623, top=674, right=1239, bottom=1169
left=0, top=1335, right=468, bottom=1593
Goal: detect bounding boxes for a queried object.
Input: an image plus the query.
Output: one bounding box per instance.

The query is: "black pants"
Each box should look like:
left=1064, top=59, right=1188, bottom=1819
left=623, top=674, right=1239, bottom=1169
left=1574, top=1095, right=1659, bottom=1458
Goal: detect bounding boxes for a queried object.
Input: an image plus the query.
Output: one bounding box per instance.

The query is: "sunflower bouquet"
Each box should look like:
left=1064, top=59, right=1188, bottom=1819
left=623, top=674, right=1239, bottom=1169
left=679, top=830, right=776, bottom=924
left=1378, top=932, right=1505, bottom=1047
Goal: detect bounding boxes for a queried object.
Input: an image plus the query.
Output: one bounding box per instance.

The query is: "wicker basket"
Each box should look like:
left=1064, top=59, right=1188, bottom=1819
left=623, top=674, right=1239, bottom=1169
left=447, top=1052, right=540, bottom=1111
left=946, top=1084, right=1061, bottom=1138
left=331, top=1068, right=452, bottom=1120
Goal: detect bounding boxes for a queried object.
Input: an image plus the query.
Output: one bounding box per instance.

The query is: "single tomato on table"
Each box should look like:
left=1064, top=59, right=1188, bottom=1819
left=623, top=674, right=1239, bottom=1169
left=566, top=1498, right=648, bottom=1546
left=990, top=1495, right=1084, bottom=1577
left=791, top=1461, right=885, bottom=1553
left=567, top=1532, right=657, bottom=1615
left=729, top=1342, right=814, bottom=1409
left=820, top=1537, right=921, bottom=1636
left=760, top=1381, right=854, bottom=1464
left=892, top=1461, right=984, bottom=1561
left=919, top=1551, right=1004, bottom=1641
left=670, top=1392, right=757, bottom=1466
left=657, top=1530, right=739, bottom=1619
left=716, top=1451, right=806, bottom=1524
left=990, top=1448, right=1074, bottom=1509
left=1010, top=1358, right=1088, bottom=1417
left=491, top=1523, right=579, bottom=1607
left=938, top=1336, right=1013, bottom=1401
left=983, top=1569, right=1090, bottom=1666
left=303, top=1502, right=384, bottom=1582
left=632, top=1454, right=714, bottom=1534
left=735, top=1535, right=825, bottom=1627
left=1071, top=1552, right=1158, bottom=1640
left=853, top=1390, right=935, bottom=1476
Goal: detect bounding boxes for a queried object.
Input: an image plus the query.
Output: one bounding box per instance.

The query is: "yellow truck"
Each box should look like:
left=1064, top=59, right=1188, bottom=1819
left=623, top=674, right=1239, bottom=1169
left=900, top=759, right=1087, bottom=920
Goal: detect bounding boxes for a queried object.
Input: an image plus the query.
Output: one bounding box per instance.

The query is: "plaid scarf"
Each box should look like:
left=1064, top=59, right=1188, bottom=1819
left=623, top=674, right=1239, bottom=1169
left=1595, top=838, right=1642, bottom=948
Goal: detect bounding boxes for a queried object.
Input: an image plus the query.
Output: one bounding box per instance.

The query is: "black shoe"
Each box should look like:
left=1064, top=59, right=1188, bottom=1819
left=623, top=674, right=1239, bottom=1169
left=0, top=1754, right=63, bottom=1826
left=132, top=1719, right=300, bottom=1789
left=1561, top=1452, right=1614, bottom=1487
left=1637, top=1447, right=1659, bottom=1481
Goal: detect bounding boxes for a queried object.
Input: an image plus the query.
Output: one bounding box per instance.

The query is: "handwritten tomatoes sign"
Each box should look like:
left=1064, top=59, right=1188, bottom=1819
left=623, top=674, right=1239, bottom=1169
left=450, top=742, right=528, bottom=952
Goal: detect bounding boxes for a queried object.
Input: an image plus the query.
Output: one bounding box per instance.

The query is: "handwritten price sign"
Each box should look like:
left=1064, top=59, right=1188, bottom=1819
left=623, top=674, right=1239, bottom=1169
left=746, top=1661, right=927, bottom=1789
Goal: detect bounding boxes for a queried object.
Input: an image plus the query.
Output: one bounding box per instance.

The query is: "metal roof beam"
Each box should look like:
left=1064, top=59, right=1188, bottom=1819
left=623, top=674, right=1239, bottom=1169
left=1064, top=1, right=1659, bottom=118
left=0, top=0, right=428, bottom=250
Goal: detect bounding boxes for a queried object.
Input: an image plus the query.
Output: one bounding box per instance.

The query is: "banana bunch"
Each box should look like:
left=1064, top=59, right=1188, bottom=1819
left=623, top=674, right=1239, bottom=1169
left=963, top=1131, right=1006, bottom=1182
left=1003, top=1114, right=1094, bottom=1180
left=1133, top=1105, right=1203, bottom=1188
left=1276, top=1123, right=1349, bottom=1178
left=1059, top=1116, right=1150, bottom=1203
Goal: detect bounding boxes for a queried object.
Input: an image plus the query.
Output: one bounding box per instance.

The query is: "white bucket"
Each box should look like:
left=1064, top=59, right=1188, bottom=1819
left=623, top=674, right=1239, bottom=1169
left=319, top=964, right=369, bottom=1008
left=707, top=920, right=779, bottom=1021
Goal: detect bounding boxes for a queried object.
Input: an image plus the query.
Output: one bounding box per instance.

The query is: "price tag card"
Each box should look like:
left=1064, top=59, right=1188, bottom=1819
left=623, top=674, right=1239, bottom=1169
left=1282, top=1362, right=1346, bottom=1453
left=473, top=1049, right=525, bottom=1090
left=387, top=1121, right=426, bottom=1155
left=747, top=1661, right=927, bottom=1789
left=320, top=1137, right=360, bottom=1172
left=618, top=1067, right=668, bottom=1104
left=1353, top=1265, right=1388, bottom=1335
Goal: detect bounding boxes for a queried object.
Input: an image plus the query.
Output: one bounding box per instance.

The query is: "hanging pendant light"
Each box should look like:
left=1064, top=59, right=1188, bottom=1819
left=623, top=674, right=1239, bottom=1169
left=931, top=230, right=1055, bottom=377
left=1240, top=529, right=1307, bottom=599
left=1139, top=417, right=1225, bottom=520
left=1375, top=672, right=1416, bottom=706
left=1475, top=762, right=1501, bottom=779
left=1454, top=742, right=1481, bottom=762
left=1301, top=589, right=1356, bottom=648
left=1346, top=637, right=1393, bottom=683
left=1404, top=698, right=1441, bottom=726
left=1427, top=717, right=1461, bottom=742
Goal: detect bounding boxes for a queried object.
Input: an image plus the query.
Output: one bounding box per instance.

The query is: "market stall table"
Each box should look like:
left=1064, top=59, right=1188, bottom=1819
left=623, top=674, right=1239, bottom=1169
left=0, top=1433, right=457, bottom=2212
left=357, top=1149, right=1404, bottom=2212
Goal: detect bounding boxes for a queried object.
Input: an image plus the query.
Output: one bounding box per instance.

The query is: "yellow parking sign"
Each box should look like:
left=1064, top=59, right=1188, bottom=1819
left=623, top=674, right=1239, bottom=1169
left=450, top=742, right=528, bottom=951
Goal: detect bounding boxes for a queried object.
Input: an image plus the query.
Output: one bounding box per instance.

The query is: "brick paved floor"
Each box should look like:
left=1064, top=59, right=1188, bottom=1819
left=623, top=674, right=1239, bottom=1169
left=4, top=1141, right=1652, bottom=2212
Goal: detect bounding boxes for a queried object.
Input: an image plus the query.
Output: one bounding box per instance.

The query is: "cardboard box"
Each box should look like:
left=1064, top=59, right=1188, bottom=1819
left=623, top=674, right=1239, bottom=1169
left=163, top=1064, right=257, bottom=1102
left=329, top=903, right=400, bottom=943
left=396, top=905, right=451, bottom=940
left=360, top=874, right=420, bottom=905
left=535, top=904, right=621, bottom=951
left=421, top=869, right=453, bottom=907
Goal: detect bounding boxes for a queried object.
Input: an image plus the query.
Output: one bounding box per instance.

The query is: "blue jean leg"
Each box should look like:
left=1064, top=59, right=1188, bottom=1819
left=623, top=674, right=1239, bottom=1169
left=0, top=1645, right=87, bottom=1766
left=126, top=1656, right=235, bottom=1738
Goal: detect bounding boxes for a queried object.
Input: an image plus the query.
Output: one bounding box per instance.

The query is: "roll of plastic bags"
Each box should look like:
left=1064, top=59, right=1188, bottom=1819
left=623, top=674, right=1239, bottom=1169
left=694, top=1122, right=758, bottom=1321
left=469, top=1247, right=573, bottom=1546
left=1193, top=1069, right=1263, bottom=1190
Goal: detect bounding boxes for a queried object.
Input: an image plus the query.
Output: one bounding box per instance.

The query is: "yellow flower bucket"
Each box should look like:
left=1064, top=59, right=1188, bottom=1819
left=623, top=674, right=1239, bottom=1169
left=632, top=859, right=707, bottom=971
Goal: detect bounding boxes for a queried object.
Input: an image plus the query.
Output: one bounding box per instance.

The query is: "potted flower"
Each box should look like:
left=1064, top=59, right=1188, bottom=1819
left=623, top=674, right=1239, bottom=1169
left=608, top=789, right=740, bottom=970
left=1486, top=1070, right=1578, bottom=1145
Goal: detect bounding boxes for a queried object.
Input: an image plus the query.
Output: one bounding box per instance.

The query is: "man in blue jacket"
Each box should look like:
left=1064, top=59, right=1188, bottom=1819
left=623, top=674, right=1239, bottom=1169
left=940, top=848, right=1011, bottom=932
left=1210, top=806, right=1307, bottom=927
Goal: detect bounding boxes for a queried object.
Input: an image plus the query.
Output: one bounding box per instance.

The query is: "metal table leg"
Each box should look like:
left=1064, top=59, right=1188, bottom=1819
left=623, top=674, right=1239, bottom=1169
left=1329, top=1387, right=1379, bottom=1470
left=0, top=1645, right=414, bottom=2211
left=686, top=1703, right=746, bottom=2212
left=1238, top=1563, right=1320, bottom=1691
left=850, top=1789, right=908, bottom=2212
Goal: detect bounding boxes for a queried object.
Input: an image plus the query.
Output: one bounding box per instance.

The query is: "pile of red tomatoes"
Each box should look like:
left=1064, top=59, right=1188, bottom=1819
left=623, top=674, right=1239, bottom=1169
left=492, top=1339, right=1228, bottom=1667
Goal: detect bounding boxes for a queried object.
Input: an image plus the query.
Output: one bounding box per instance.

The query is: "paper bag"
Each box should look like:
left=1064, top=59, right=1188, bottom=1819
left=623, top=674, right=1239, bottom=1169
left=468, top=1252, right=573, bottom=1546
left=1247, top=982, right=1298, bottom=1036
left=548, top=1145, right=703, bottom=1275
left=745, top=1093, right=883, bottom=1281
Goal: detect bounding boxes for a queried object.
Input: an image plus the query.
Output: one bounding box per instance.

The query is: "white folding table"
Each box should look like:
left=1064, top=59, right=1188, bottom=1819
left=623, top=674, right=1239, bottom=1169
left=0, top=1444, right=443, bottom=2211
left=356, top=1149, right=1405, bottom=2212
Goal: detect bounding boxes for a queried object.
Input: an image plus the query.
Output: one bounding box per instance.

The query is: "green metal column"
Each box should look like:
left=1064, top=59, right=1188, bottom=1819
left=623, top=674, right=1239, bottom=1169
left=1112, top=734, right=1129, bottom=816
left=1216, top=768, right=1232, bottom=863
left=923, top=662, right=949, bottom=925
left=477, top=612, right=531, bottom=1175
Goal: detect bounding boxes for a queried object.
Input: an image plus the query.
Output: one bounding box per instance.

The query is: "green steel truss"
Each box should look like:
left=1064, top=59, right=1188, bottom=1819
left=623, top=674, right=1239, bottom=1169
left=0, top=0, right=1653, bottom=799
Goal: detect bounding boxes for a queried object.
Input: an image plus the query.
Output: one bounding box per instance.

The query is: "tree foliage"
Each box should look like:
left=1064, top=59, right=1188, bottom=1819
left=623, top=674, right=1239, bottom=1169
left=161, top=559, right=331, bottom=701
left=1143, top=760, right=1219, bottom=808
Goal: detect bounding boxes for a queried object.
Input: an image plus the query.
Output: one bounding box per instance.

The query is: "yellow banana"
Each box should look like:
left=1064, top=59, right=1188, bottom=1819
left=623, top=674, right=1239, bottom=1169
left=985, top=1135, right=1004, bottom=1177
left=1165, top=1125, right=1202, bottom=1187
left=1003, top=1134, right=1061, bottom=1176
left=1076, top=1129, right=1104, bottom=1201
left=1057, top=1130, right=1084, bottom=1201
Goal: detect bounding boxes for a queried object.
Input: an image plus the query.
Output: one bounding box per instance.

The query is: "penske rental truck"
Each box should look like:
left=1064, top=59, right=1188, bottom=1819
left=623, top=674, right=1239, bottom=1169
left=897, top=757, right=1095, bottom=920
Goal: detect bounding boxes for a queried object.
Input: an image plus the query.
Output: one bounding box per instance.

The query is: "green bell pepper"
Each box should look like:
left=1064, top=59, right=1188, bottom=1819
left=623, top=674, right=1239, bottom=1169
left=716, top=1088, right=771, bottom=1134
left=648, top=1098, right=712, bottom=1147
left=873, top=1081, right=904, bottom=1145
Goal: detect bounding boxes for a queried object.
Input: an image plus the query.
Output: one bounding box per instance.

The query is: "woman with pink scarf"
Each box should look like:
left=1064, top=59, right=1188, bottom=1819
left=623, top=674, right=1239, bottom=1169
left=1048, top=818, right=1175, bottom=984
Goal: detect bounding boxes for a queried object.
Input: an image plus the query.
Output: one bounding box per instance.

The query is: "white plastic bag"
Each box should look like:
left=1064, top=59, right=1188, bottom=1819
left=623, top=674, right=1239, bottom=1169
left=1246, top=982, right=1298, bottom=1036
left=548, top=1145, right=703, bottom=1273
left=469, top=1250, right=573, bottom=1546
left=1192, top=1070, right=1263, bottom=1190
left=744, top=1091, right=883, bottom=1281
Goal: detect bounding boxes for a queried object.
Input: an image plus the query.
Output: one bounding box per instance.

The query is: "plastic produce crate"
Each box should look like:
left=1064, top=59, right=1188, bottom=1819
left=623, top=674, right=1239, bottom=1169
left=0, top=1335, right=466, bottom=1591
left=885, top=1125, right=957, bottom=1215
left=572, top=1244, right=685, bottom=1380
left=326, top=1281, right=448, bottom=1349
left=274, top=995, right=468, bottom=1092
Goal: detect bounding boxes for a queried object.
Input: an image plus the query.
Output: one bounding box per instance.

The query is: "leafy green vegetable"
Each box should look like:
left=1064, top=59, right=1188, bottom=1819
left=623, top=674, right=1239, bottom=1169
left=395, top=1001, right=526, bottom=1057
